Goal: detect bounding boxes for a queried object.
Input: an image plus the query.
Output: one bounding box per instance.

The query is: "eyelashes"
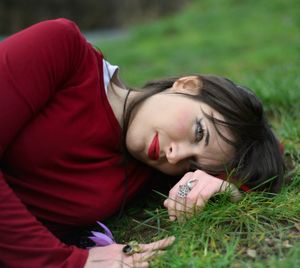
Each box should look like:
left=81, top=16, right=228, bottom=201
left=195, top=118, right=204, bottom=143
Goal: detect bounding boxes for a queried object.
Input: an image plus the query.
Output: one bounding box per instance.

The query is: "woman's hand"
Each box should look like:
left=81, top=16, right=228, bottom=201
left=84, top=236, right=175, bottom=268
left=164, top=170, right=241, bottom=221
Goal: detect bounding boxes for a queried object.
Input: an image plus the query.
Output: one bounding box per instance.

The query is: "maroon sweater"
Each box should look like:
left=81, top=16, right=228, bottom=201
left=0, top=19, right=152, bottom=267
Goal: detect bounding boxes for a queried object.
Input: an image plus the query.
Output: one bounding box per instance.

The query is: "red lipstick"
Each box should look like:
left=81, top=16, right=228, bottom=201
left=148, top=132, right=160, bottom=160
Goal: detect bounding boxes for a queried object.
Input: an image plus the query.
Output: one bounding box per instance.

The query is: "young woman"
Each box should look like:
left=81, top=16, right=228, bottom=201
left=0, top=19, right=284, bottom=268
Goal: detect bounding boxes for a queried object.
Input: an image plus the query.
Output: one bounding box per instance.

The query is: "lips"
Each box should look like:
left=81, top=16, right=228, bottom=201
left=148, top=132, right=160, bottom=160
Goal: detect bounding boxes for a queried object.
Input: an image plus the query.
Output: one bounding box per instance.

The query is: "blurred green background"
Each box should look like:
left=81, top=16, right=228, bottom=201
left=0, top=0, right=187, bottom=34
left=99, top=0, right=299, bottom=90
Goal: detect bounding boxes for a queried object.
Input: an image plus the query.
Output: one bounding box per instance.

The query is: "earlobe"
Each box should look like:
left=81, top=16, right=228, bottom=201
left=171, top=75, right=203, bottom=95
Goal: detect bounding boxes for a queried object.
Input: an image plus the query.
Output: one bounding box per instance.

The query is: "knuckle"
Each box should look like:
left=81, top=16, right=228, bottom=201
left=194, top=169, right=205, bottom=176
left=169, top=188, right=175, bottom=195
left=200, top=193, right=211, bottom=201
left=185, top=171, right=194, bottom=177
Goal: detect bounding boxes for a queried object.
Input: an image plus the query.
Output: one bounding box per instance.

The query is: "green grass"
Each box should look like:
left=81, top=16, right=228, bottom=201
left=95, top=0, right=300, bottom=266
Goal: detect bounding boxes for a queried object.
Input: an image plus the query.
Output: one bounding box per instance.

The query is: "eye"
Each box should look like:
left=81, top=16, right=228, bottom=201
left=195, top=118, right=204, bottom=143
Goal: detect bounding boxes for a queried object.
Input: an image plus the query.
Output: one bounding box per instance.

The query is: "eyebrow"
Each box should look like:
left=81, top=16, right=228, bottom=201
left=204, top=123, right=210, bottom=146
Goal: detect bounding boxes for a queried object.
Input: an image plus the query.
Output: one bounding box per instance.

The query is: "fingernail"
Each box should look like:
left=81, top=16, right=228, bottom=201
left=169, top=216, right=176, bottom=221
left=169, top=236, right=176, bottom=242
left=166, top=236, right=176, bottom=246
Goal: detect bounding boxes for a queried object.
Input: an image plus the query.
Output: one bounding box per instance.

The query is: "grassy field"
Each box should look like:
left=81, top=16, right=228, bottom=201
left=96, top=0, right=300, bottom=267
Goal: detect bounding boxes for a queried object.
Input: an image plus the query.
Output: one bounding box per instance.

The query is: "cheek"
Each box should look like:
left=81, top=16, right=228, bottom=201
left=172, top=110, right=191, bottom=137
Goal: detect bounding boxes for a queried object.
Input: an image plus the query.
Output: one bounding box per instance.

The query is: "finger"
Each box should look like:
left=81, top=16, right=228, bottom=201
left=166, top=196, right=177, bottom=221
left=215, top=180, right=241, bottom=202
left=167, top=172, right=194, bottom=221
left=225, top=183, right=242, bottom=202
left=164, top=199, right=176, bottom=221
left=128, top=252, right=159, bottom=268
left=183, top=199, right=197, bottom=218
left=195, top=193, right=206, bottom=212
left=130, top=255, right=149, bottom=268
left=191, top=174, right=221, bottom=203
left=163, top=199, right=168, bottom=208
left=133, top=250, right=164, bottom=263
left=175, top=181, right=199, bottom=220
left=177, top=197, right=197, bottom=221
left=189, top=182, right=214, bottom=210
left=175, top=172, right=206, bottom=219
left=140, top=236, right=175, bottom=251
left=133, top=250, right=155, bottom=261
left=174, top=196, right=187, bottom=220
left=183, top=193, right=198, bottom=214
left=168, top=185, right=183, bottom=221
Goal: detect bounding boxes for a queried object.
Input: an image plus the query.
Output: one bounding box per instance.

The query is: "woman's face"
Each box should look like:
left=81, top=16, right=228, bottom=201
left=125, top=76, right=235, bottom=176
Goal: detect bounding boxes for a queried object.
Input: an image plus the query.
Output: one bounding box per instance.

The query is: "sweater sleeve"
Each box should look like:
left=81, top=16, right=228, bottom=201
left=0, top=19, right=90, bottom=268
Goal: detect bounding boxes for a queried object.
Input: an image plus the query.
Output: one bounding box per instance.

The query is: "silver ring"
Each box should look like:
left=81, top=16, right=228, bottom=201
left=177, top=184, right=190, bottom=198
left=177, top=179, right=198, bottom=198
left=122, top=241, right=142, bottom=256
left=187, top=179, right=197, bottom=189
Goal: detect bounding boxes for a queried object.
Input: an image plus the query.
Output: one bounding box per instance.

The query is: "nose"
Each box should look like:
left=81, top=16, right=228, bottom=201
left=165, top=141, right=194, bottom=165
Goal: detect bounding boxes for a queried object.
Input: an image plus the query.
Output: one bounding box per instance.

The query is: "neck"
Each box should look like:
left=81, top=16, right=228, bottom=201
left=107, top=75, right=140, bottom=127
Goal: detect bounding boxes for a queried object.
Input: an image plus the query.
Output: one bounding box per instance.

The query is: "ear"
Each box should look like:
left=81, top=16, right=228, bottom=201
left=170, top=75, right=203, bottom=95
